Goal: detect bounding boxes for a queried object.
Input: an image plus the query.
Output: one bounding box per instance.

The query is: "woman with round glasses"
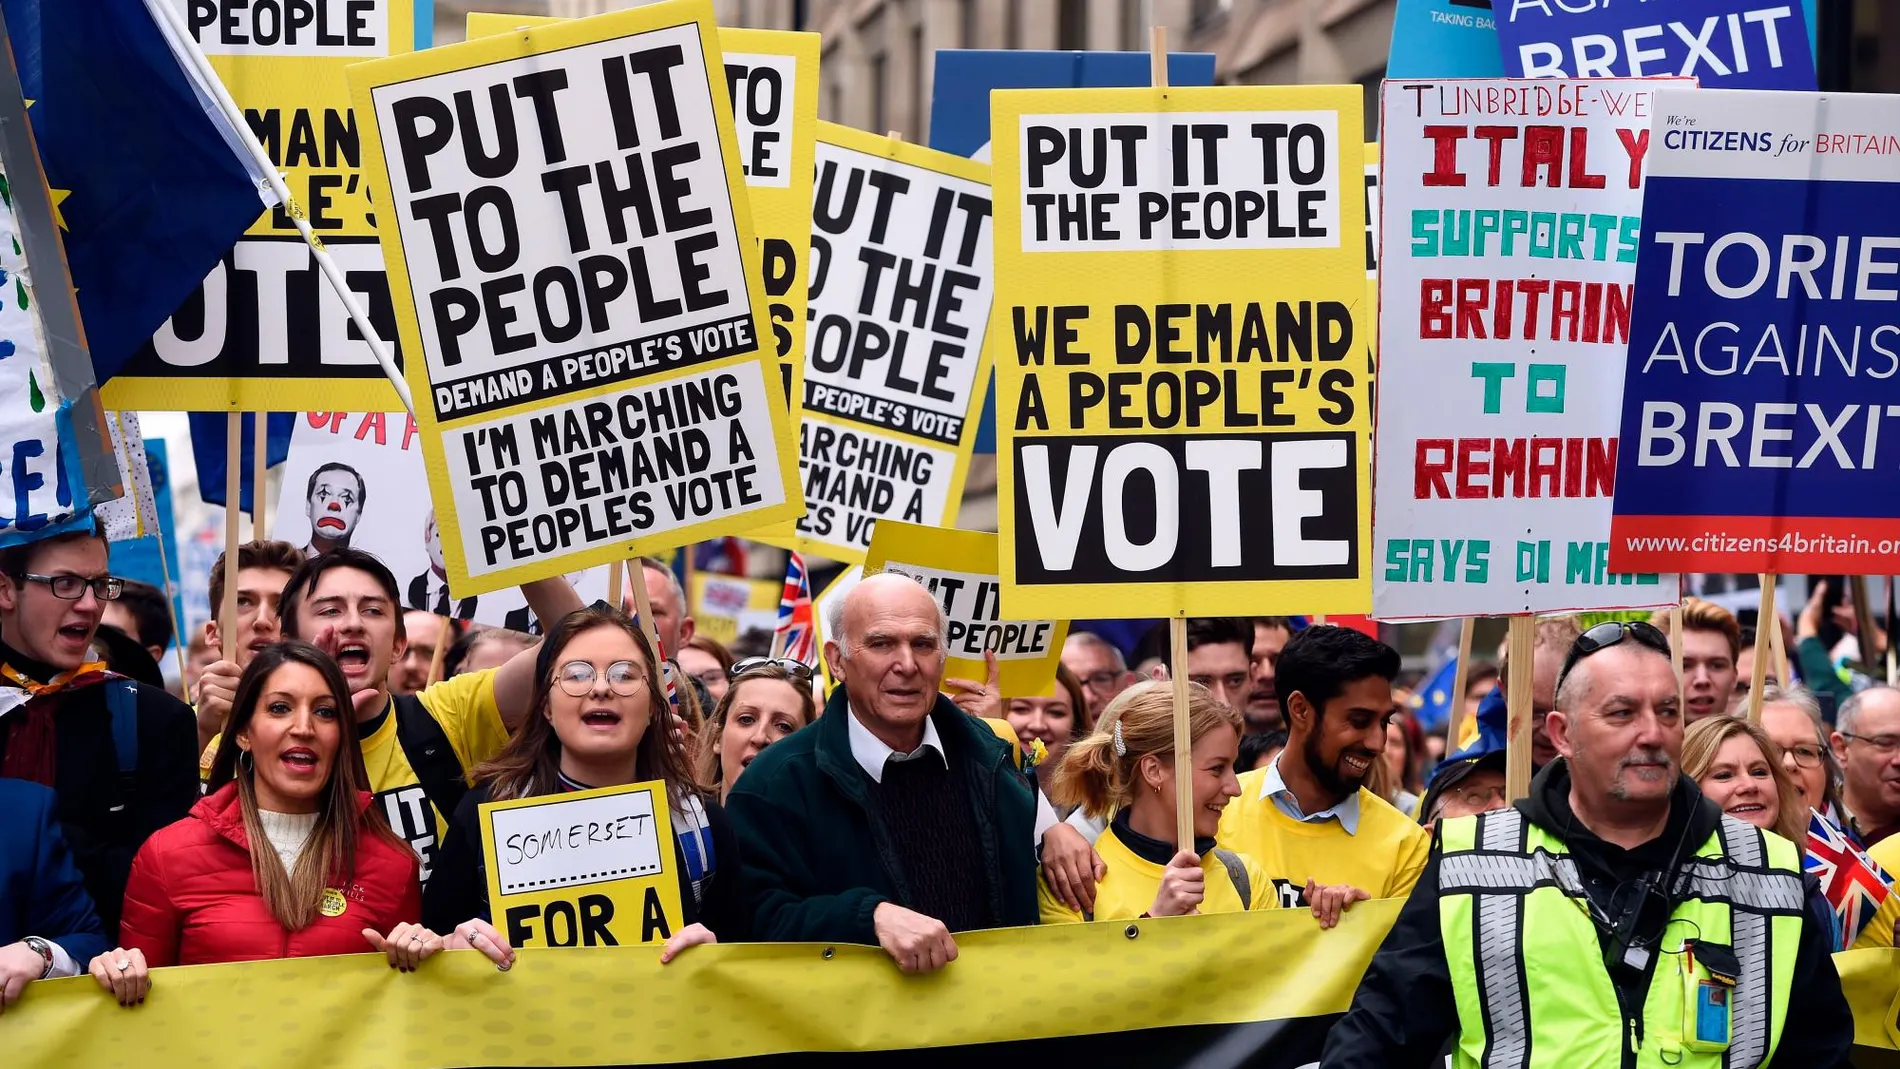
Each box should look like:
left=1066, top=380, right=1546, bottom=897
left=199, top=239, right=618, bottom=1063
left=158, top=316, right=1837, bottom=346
left=696, top=658, right=817, bottom=802
left=423, top=606, right=744, bottom=958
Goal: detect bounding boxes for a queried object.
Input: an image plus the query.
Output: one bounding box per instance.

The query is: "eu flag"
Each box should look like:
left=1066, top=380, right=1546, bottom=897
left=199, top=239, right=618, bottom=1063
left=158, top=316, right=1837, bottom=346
left=2, top=0, right=266, bottom=382
left=188, top=411, right=292, bottom=513
left=1413, top=656, right=1461, bottom=734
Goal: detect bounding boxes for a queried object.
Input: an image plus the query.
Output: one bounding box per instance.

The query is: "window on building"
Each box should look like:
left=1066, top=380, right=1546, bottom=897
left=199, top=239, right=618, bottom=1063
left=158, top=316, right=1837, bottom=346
left=911, top=25, right=925, bottom=138
left=1059, top=0, right=1088, bottom=49
left=872, top=51, right=888, bottom=133
left=960, top=0, right=977, bottom=47
left=1121, top=0, right=1143, bottom=49
left=1004, top=3, right=1018, bottom=49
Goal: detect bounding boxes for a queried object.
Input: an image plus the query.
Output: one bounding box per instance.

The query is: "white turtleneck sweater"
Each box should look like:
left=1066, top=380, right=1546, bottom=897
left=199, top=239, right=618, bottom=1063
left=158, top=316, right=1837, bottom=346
left=256, top=809, right=318, bottom=873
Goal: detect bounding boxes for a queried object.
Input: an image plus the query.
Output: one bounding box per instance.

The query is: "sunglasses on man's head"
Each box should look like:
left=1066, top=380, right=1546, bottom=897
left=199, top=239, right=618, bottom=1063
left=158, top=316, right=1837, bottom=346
left=730, top=656, right=815, bottom=684
left=1557, top=621, right=1673, bottom=690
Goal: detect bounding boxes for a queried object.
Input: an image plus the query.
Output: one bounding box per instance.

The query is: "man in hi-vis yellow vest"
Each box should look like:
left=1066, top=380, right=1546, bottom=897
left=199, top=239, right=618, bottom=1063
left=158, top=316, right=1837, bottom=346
left=1323, top=621, right=1853, bottom=1069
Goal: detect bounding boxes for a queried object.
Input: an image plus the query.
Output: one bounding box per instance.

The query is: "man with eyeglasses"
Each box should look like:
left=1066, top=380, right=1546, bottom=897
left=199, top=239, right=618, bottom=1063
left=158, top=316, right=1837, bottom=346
left=1325, top=620, right=1853, bottom=1069
left=1830, top=685, right=1900, bottom=848
left=0, top=523, right=199, bottom=940
left=1060, top=631, right=1135, bottom=726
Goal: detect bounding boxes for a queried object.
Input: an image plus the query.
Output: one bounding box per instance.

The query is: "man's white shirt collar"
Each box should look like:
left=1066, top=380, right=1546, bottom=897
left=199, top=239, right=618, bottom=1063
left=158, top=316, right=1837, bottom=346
left=847, top=708, right=946, bottom=783
left=1260, top=752, right=1363, bottom=835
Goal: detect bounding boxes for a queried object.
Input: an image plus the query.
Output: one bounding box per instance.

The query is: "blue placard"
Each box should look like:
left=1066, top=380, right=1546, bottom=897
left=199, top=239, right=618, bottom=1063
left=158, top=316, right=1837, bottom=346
left=1388, top=0, right=1505, bottom=79
left=1609, top=89, right=1900, bottom=575
left=928, top=49, right=1218, bottom=453
left=1496, top=0, right=1816, bottom=90
left=414, top=0, right=433, bottom=49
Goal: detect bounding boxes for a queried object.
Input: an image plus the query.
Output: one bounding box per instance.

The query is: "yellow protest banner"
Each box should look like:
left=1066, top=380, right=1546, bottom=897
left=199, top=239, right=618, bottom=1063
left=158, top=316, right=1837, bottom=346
left=989, top=87, right=1371, bottom=619
left=863, top=521, right=1068, bottom=696
left=101, top=0, right=414, bottom=412
left=347, top=0, right=802, bottom=597
left=689, top=570, right=781, bottom=646
left=477, top=780, right=684, bottom=949
left=14, top=908, right=1900, bottom=1067
left=785, top=123, right=996, bottom=564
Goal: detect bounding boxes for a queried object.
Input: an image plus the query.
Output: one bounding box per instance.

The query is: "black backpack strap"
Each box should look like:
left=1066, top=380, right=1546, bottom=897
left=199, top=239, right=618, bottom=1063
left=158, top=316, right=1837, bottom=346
left=105, top=680, right=139, bottom=814
left=1212, top=848, right=1252, bottom=910
left=391, top=694, right=468, bottom=831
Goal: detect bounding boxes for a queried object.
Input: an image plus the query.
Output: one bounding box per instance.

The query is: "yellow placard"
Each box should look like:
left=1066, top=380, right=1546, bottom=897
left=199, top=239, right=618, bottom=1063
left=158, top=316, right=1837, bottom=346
left=15, top=907, right=1900, bottom=1067
left=688, top=571, right=781, bottom=646
left=477, top=781, right=684, bottom=948
left=774, top=122, right=996, bottom=564
left=100, top=1, right=414, bottom=412
left=989, top=87, right=1371, bottom=618
left=468, top=15, right=821, bottom=549
left=863, top=521, right=1068, bottom=696
left=347, top=0, right=802, bottom=597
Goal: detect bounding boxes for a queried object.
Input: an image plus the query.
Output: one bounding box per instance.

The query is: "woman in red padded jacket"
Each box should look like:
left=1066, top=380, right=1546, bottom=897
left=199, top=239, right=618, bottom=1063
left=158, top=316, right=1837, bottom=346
left=88, top=641, right=510, bottom=1005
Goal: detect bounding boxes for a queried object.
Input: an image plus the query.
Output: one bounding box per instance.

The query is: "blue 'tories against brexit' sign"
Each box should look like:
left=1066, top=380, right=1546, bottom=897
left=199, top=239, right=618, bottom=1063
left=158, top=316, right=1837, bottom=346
left=1496, top=0, right=1816, bottom=90
left=1610, top=89, right=1900, bottom=575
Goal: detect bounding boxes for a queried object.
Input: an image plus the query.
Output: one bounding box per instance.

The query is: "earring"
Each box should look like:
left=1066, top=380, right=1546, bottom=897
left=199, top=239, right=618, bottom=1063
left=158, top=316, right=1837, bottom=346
left=238, top=749, right=255, bottom=773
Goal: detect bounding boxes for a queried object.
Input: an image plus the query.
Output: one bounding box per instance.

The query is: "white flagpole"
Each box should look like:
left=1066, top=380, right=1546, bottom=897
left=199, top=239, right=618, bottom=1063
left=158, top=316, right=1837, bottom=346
left=142, top=0, right=415, bottom=418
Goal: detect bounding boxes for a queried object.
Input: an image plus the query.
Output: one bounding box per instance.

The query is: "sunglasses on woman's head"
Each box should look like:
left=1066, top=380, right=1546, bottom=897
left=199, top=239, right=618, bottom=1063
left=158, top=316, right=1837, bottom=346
left=1557, top=621, right=1673, bottom=690
left=729, top=656, right=815, bottom=684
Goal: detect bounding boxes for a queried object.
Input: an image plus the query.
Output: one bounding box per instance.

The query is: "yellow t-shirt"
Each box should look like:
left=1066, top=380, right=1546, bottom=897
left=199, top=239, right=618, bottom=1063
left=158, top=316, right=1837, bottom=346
left=1039, top=820, right=1275, bottom=923
left=203, top=669, right=508, bottom=885
left=361, top=669, right=509, bottom=884
left=1215, top=766, right=1432, bottom=906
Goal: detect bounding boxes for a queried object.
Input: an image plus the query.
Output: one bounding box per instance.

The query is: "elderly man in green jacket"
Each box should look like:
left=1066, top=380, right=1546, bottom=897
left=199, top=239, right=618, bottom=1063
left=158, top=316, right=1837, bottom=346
left=725, top=572, right=1043, bottom=973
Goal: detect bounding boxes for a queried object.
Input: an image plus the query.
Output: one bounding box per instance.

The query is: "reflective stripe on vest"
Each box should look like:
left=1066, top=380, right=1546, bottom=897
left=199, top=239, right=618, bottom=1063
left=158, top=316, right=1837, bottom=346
left=1438, top=807, right=1804, bottom=1069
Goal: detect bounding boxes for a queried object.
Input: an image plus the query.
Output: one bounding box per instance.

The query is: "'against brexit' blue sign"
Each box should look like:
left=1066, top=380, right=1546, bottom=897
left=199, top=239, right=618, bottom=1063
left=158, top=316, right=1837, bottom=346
left=1610, top=89, right=1900, bottom=574
left=1497, top=0, right=1816, bottom=90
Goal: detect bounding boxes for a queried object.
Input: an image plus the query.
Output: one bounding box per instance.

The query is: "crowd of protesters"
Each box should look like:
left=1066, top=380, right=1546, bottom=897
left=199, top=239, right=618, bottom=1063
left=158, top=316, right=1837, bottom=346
left=0, top=525, right=1883, bottom=1065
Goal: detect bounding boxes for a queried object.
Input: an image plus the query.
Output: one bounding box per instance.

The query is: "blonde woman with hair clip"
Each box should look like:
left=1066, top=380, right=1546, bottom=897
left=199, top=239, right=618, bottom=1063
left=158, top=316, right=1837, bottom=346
left=1040, top=681, right=1366, bottom=926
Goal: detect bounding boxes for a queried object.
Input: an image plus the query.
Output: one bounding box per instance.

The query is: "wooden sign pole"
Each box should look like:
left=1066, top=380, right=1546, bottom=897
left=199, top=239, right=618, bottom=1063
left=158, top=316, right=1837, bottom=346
left=1147, top=24, right=1192, bottom=852
left=1670, top=603, right=1685, bottom=710
left=1168, top=615, right=1194, bottom=851
left=1505, top=615, right=1534, bottom=801
left=607, top=558, right=624, bottom=614
left=425, top=615, right=450, bottom=687
left=219, top=413, right=242, bottom=659
left=1747, top=576, right=1776, bottom=723
left=250, top=414, right=266, bottom=542
left=628, top=560, right=666, bottom=661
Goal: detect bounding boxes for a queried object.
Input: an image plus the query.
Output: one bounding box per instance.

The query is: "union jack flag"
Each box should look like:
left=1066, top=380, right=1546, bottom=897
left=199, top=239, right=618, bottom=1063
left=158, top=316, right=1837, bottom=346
left=1806, top=809, right=1892, bottom=950
left=773, top=552, right=816, bottom=665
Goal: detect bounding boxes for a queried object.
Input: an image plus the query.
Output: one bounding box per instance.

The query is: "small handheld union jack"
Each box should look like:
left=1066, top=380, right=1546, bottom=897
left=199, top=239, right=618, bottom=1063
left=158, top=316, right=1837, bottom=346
left=773, top=552, right=816, bottom=665
left=1806, top=809, right=1892, bottom=950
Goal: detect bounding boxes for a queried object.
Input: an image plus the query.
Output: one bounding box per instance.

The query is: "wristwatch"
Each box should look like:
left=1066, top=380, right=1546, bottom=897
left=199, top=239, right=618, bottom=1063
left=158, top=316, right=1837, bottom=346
left=21, top=936, right=53, bottom=979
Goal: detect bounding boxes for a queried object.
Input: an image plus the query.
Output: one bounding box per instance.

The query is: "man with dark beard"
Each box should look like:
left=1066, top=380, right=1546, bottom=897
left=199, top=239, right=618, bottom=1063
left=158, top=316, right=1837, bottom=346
left=1216, top=626, right=1430, bottom=909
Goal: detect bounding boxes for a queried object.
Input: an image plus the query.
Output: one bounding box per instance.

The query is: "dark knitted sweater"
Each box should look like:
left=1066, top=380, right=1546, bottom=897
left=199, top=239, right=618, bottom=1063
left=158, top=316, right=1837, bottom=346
left=874, top=755, right=996, bottom=933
